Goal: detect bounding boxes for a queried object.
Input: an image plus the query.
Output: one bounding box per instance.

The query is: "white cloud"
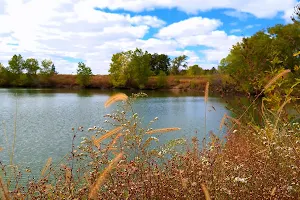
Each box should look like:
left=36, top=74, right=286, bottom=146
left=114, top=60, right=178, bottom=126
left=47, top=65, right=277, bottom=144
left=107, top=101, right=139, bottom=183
left=90, top=0, right=297, bottom=19
left=0, top=0, right=167, bottom=74
left=230, top=29, right=242, bottom=33
left=245, top=24, right=261, bottom=29
left=224, top=10, right=251, bottom=21
left=283, top=7, right=295, bottom=23
left=156, top=17, right=222, bottom=39
left=0, top=0, right=291, bottom=74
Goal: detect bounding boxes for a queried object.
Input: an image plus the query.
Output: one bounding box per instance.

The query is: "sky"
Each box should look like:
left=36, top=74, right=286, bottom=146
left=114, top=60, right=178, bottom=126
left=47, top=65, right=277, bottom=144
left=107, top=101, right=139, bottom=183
left=0, top=0, right=298, bottom=74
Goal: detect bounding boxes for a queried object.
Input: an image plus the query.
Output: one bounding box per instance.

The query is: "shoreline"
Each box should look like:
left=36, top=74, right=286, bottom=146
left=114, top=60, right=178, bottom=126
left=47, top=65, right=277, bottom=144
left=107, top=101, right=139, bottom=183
left=1, top=74, right=246, bottom=96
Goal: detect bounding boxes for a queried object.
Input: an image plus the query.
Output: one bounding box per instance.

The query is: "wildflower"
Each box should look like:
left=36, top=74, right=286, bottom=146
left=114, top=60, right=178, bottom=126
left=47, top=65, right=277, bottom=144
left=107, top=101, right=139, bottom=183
left=150, top=136, right=159, bottom=142
left=287, top=186, right=293, bottom=192
left=233, top=177, right=247, bottom=183
left=233, top=129, right=238, bottom=133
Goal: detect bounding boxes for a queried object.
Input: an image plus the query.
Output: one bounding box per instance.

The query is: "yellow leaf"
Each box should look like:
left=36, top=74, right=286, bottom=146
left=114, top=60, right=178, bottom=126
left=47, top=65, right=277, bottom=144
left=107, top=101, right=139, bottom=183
left=293, top=51, right=300, bottom=57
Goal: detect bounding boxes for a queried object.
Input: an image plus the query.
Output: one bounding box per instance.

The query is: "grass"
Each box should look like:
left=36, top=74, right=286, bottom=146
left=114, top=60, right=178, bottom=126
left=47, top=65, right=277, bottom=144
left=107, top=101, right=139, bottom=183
left=0, top=71, right=299, bottom=199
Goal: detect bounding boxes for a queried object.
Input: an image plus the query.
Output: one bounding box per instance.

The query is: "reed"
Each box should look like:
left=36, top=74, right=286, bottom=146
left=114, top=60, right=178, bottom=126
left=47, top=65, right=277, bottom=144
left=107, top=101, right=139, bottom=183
left=104, top=93, right=128, bottom=108
left=0, top=176, right=10, bottom=200
left=40, top=157, right=52, bottom=178
left=93, top=126, right=123, bottom=148
left=201, top=184, right=211, bottom=200
left=88, top=153, right=123, bottom=199
left=264, top=69, right=290, bottom=90
left=204, top=82, right=209, bottom=135
left=145, top=127, right=181, bottom=134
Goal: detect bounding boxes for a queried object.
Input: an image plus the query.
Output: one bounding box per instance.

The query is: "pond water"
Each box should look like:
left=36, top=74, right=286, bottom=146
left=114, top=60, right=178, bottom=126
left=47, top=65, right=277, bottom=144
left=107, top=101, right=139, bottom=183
left=0, top=88, right=233, bottom=177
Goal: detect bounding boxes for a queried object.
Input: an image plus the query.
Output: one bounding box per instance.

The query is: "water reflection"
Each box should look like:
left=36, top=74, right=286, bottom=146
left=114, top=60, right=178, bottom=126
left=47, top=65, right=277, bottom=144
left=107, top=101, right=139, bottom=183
left=0, top=88, right=233, bottom=180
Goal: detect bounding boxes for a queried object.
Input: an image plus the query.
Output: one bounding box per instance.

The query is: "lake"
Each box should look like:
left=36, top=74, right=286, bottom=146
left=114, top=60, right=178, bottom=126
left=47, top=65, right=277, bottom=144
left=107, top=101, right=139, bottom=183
left=0, top=88, right=232, bottom=178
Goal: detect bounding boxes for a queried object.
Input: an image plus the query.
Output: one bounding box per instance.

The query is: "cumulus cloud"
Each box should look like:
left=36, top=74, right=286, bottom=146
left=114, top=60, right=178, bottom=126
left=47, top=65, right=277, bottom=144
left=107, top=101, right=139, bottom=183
left=0, top=0, right=167, bottom=74
left=156, top=17, right=222, bottom=39
left=224, top=10, right=251, bottom=21
left=0, top=0, right=295, bottom=74
left=90, top=0, right=297, bottom=19
left=230, top=29, right=242, bottom=33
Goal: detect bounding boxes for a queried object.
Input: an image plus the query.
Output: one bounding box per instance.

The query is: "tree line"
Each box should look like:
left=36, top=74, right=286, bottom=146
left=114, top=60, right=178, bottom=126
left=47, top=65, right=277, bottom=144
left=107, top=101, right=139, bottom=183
left=0, top=54, right=58, bottom=87
left=0, top=54, right=93, bottom=87
left=108, top=48, right=217, bottom=88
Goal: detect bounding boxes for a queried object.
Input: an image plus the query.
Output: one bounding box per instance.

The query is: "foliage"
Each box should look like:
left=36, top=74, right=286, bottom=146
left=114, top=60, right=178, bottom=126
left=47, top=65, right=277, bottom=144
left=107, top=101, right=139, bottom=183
left=51, top=64, right=57, bottom=75
left=220, top=22, right=300, bottom=94
left=187, top=64, right=203, bottom=75
left=8, top=54, right=24, bottom=75
left=23, top=58, right=40, bottom=75
left=40, top=59, right=54, bottom=75
left=130, top=48, right=152, bottom=89
left=109, top=48, right=152, bottom=89
left=109, top=51, right=132, bottom=87
left=157, top=70, right=167, bottom=88
left=0, top=63, right=9, bottom=86
left=76, top=62, right=93, bottom=87
left=150, top=53, right=171, bottom=75
left=170, top=55, right=188, bottom=75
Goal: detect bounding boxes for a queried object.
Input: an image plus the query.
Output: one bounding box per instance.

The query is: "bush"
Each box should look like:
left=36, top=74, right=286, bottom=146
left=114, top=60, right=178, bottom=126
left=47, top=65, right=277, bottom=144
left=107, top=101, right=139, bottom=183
left=157, top=70, right=167, bottom=88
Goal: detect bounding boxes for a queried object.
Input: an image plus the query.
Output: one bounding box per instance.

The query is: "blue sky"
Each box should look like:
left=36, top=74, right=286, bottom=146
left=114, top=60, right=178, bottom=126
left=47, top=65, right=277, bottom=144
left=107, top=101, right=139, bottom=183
left=0, top=0, right=298, bottom=74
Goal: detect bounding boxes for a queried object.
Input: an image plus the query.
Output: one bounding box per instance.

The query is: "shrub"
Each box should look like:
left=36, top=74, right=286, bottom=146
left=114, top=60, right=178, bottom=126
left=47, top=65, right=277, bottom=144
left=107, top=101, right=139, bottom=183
left=157, top=70, right=167, bottom=88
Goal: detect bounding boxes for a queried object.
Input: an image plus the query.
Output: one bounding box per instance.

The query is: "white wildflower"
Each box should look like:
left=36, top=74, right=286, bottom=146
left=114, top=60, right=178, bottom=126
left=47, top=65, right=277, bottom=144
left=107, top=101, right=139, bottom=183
left=233, top=177, right=247, bottom=183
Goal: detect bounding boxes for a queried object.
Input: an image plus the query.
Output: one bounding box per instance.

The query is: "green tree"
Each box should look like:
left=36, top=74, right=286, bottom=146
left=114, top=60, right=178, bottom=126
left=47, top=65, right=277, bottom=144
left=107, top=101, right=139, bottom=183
left=150, top=53, right=170, bottom=75
left=109, top=48, right=152, bottom=88
left=157, top=70, right=167, bottom=88
left=0, top=63, right=9, bottom=86
left=76, top=62, right=93, bottom=87
left=51, top=64, right=57, bottom=74
left=187, top=65, right=203, bottom=76
left=170, top=55, right=188, bottom=75
left=23, top=58, right=40, bottom=75
left=130, top=48, right=152, bottom=89
left=220, top=31, right=274, bottom=93
left=40, top=59, right=54, bottom=75
left=8, top=54, right=24, bottom=74
left=218, top=58, right=228, bottom=73
left=109, top=51, right=132, bottom=87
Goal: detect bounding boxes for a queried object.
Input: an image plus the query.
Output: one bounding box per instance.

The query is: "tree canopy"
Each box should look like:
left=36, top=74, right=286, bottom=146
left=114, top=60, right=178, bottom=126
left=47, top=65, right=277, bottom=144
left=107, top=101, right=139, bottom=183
left=76, top=62, right=93, bottom=87
left=219, top=22, right=300, bottom=93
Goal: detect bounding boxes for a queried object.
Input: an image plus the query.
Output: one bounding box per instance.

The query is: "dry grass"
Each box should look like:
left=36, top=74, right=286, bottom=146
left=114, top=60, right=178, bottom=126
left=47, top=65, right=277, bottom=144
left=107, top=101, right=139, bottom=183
left=88, top=152, right=123, bottom=199
left=145, top=127, right=181, bottom=134
left=92, top=126, right=123, bottom=148
left=40, top=157, right=52, bottom=178
left=264, top=69, right=291, bottom=90
left=205, top=82, right=209, bottom=103
left=104, top=93, right=128, bottom=108
left=0, top=176, right=10, bottom=200
left=201, top=184, right=211, bottom=200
